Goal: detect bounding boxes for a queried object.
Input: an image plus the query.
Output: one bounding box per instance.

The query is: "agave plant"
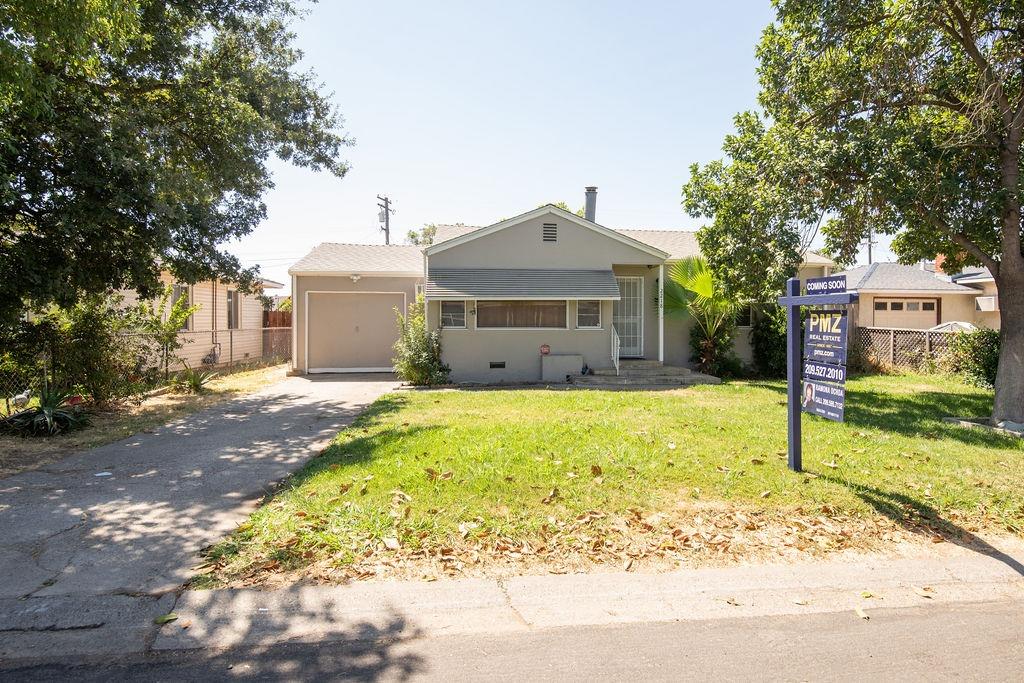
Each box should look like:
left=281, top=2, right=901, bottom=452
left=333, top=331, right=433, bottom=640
left=1, top=386, right=88, bottom=437
left=663, top=255, right=742, bottom=376
left=171, top=365, right=219, bottom=394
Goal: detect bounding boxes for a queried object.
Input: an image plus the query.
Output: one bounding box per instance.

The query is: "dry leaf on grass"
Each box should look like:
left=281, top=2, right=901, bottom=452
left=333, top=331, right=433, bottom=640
left=591, top=464, right=603, bottom=477
left=383, top=537, right=401, bottom=550
left=760, top=491, right=771, bottom=499
left=542, top=488, right=559, bottom=504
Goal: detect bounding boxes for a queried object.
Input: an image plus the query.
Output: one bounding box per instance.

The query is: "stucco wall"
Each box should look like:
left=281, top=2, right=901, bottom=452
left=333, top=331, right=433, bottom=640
left=428, top=299, right=614, bottom=383
left=855, top=292, right=978, bottom=329
left=293, top=275, right=420, bottom=372
left=428, top=214, right=663, bottom=269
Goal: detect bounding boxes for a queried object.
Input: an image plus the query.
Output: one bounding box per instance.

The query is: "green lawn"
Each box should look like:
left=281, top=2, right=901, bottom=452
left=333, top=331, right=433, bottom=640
left=199, top=374, right=1023, bottom=586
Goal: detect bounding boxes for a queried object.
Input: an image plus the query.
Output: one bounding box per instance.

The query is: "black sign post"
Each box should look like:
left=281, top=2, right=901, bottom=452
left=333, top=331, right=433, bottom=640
left=777, top=275, right=858, bottom=472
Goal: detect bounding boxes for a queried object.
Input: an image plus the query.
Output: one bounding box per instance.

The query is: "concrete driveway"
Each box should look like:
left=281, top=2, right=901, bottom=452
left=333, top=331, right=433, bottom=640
left=0, top=374, right=399, bottom=599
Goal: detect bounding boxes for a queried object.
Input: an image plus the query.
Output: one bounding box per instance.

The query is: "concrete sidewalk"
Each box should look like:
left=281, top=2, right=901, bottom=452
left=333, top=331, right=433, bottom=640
left=0, top=374, right=399, bottom=600
left=1, top=536, right=1022, bottom=662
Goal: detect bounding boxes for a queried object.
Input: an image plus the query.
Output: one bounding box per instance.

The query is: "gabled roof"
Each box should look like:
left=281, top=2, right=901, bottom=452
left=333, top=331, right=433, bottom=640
left=288, top=243, right=423, bottom=276
left=423, top=205, right=670, bottom=260
left=836, top=263, right=978, bottom=293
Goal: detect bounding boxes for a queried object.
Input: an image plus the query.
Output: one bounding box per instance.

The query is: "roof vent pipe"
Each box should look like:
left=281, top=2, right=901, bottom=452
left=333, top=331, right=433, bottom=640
left=584, top=186, right=598, bottom=222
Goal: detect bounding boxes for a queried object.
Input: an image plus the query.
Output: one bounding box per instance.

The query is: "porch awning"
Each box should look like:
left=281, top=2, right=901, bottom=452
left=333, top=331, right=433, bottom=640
left=425, top=268, right=621, bottom=300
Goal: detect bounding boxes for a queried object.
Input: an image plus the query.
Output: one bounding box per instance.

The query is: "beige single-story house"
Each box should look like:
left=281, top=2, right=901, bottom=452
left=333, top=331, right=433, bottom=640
left=123, top=273, right=284, bottom=368
left=288, top=189, right=832, bottom=382
left=836, top=263, right=992, bottom=330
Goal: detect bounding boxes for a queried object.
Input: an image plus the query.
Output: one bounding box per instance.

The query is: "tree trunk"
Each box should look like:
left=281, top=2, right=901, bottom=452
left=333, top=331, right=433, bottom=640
left=992, top=267, right=1024, bottom=424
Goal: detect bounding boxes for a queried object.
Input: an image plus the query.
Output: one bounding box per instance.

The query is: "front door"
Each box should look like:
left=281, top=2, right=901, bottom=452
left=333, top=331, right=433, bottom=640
left=613, top=276, right=644, bottom=357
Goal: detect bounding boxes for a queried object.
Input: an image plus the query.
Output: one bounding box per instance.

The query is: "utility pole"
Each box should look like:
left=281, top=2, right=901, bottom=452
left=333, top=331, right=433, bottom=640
left=862, top=225, right=877, bottom=264
left=377, top=195, right=394, bottom=245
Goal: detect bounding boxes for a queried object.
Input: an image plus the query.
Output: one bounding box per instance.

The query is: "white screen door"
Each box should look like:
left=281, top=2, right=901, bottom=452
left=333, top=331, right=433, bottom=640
left=613, top=276, right=643, bottom=357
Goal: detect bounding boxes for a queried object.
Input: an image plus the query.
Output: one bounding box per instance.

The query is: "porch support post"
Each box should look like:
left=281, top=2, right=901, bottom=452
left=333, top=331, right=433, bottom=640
left=658, top=264, right=665, bottom=363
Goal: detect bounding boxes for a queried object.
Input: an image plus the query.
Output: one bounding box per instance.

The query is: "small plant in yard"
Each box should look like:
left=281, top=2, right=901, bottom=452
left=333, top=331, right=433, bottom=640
left=133, top=285, right=200, bottom=381
left=392, top=294, right=450, bottom=386
left=171, top=365, right=219, bottom=394
left=751, top=304, right=788, bottom=378
left=664, top=255, right=742, bottom=377
left=1, top=386, right=88, bottom=437
left=945, top=328, right=1000, bottom=389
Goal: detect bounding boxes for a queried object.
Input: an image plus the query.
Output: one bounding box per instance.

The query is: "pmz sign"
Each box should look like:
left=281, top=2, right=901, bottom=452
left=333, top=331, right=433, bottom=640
left=778, top=274, right=857, bottom=472
left=800, top=276, right=850, bottom=424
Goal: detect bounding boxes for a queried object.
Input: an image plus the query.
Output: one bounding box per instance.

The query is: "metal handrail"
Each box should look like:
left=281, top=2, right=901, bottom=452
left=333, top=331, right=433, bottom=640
left=611, top=327, right=620, bottom=376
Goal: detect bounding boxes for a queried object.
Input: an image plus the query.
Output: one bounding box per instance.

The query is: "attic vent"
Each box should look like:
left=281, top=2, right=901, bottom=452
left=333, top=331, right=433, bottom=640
left=542, top=223, right=558, bottom=242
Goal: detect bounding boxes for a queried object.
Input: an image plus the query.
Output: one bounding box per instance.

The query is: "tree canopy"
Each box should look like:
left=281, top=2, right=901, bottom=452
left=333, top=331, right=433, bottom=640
left=1, top=1, right=351, bottom=323
left=686, top=0, right=1024, bottom=422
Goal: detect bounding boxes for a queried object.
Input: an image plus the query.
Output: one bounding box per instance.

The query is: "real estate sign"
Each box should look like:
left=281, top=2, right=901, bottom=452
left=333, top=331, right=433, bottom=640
left=799, top=277, right=849, bottom=423
left=779, top=275, right=858, bottom=471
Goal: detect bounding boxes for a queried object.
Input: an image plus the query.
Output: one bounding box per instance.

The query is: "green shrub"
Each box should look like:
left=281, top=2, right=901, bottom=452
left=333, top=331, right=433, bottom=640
left=946, top=328, right=1000, bottom=388
left=751, top=305, right=788, bottom=378
left=689, top=322, right=742, bottom=378
left=392, top=295, right=450, bottom=386
left=1, top=386, right=88, bottom=437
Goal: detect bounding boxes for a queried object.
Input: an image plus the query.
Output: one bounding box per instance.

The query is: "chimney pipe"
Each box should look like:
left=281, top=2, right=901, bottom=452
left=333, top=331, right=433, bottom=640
left=584, top=186, right=598, bottom=222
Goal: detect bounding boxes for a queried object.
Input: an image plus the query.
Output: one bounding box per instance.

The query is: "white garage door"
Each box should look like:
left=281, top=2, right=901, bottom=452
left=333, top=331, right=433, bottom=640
left=307, top=292, right=406, bottom=372
left=873, top=298, right=938, bottom=329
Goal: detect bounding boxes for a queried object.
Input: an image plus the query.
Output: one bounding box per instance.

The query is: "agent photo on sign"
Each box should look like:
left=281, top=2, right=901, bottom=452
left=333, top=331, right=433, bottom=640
left=802, top=381, right=815, bottom=409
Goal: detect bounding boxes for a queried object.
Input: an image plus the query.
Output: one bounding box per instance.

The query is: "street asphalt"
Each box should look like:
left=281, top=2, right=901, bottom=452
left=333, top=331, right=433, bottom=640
left=2, top=599, right=1022, bottom=681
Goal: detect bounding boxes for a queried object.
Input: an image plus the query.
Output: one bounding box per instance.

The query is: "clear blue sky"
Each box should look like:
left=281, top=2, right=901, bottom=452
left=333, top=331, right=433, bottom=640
left=234, top=1, right=888, bottom=292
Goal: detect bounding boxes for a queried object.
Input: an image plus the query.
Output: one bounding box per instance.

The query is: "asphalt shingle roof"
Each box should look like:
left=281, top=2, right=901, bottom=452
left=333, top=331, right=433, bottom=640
left=836, top=263, right=977, bottom=292
left=288, top=243, right=423, bottom=275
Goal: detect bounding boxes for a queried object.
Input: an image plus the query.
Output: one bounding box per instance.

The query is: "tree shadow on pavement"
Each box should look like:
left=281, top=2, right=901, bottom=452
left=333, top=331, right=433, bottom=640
left=0, top=610, right=426, bottom=681
left=816, top=473, right=1024, bottom=577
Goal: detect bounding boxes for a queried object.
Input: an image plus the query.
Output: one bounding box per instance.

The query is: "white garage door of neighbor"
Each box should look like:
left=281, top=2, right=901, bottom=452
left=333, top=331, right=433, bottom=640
left=873, top=298, right=938, bottom=329
left=307, top=292, right=406, bottom=372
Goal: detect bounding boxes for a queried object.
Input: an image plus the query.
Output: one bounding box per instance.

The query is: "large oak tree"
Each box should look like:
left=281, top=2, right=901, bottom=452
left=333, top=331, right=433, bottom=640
left=1, top=1, right=350, bottom=323
left=687, top=0, right=1024, bottom=424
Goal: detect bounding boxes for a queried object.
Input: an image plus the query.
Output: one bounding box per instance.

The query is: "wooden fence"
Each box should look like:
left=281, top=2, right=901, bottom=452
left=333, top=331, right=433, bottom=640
left=263, top=310, right=292, bottom=328
left=856, top=327, right=953, bottom=370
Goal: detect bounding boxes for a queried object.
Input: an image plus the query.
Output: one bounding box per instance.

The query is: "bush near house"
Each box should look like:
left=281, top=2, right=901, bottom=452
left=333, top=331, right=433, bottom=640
left=392, top=295, right=450, bottom=386
left=751, top=305, right=788, bottom=378
left=946, top=329, right=1000, bottom=389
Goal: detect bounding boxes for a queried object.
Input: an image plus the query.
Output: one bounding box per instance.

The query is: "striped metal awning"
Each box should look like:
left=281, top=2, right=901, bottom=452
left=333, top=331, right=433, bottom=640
left=425, top=268, right=621, bottom=300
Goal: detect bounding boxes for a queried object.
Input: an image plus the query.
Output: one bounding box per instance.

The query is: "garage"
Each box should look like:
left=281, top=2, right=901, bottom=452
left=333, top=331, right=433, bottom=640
left=872, top=298, right=939, bottom=329
left=288, top=243, right=425, bottom=375
left=306, top=292, right=407, bottom=372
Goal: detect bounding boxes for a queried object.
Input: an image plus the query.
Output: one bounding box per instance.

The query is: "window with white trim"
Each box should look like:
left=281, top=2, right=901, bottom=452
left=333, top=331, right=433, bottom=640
left=227, top=290, right=240, bottom=329
left=440, top=301, right=466, bottom=328
left=576, top=300, right=601, bottom=328
left=171, top=284, right=190, bottom=331
left=476, top=300, right=567, bottom=328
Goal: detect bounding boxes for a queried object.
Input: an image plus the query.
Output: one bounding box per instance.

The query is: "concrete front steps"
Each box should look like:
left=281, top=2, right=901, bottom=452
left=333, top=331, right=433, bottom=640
left=572, top=360, right=721, bottom=389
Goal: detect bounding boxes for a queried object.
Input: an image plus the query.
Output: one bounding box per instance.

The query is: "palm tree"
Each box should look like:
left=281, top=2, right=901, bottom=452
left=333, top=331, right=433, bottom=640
left=663, top=255, right=741, bottom=375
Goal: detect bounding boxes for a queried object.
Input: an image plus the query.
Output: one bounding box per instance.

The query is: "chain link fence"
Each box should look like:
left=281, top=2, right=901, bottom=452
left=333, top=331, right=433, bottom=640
left=1, top=327, right=291, bottom=418
left=856, top=326, right=953, bottom=371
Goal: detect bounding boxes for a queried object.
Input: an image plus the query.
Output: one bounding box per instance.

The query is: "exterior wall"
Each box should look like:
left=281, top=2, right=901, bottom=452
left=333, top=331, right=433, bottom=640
left=855, top=292, right=977, bottom=329
left=120, top=273, right=270, bottom=369
left=971, top=281, right=1001, bottom=329
left=428, top=215, right=664, bottom=269
left=428, top=298, right=614, bottom=383
left=293, top=275, right=421, bottom=373
left=663, top=314, right=696, bottom=368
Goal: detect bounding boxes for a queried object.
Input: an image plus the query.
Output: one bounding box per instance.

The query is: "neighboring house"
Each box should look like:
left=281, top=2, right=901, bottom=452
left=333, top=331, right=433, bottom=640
left=123, top=273, right=284, bottom=368
left=950, top=267, right=1000, bottom=329
left=835, top=263, right=980, bottom=330
left=288, top=189, right=832, bottom=381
